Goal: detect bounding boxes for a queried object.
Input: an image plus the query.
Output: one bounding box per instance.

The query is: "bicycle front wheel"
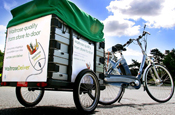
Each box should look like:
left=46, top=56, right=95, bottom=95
left=145, top=64, right=174, bottom=102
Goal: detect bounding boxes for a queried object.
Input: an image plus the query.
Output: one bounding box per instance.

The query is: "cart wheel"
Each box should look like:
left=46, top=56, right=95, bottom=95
left=16, top=87, right=44, bottom=107
left=73, top=69, right=100, bottom=113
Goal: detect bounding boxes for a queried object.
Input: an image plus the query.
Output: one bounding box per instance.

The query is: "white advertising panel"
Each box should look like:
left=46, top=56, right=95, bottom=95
left=2, top=15, right=51, bottom=82
left=72, top=37, right=94, bottom=82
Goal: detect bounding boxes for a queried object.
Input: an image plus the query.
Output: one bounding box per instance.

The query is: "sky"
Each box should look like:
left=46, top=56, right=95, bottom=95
left=0, top=0, right=175, bottom=64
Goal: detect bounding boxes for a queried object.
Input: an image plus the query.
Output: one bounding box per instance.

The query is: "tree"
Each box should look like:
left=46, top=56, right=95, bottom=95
left=150, top=48, right=164, bottom=63
left=163, top=49, right=175, bottom=80
left=0, top=50, right=4, bottom=73
left=129, top=59, right=140, bottom=76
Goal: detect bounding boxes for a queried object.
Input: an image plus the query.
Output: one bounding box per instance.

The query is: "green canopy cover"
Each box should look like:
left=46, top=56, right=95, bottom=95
left=7, top=0, right=104, bottom=42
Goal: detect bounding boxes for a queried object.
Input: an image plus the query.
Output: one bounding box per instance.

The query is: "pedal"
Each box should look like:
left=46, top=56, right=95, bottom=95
left=130, top=80, right=140, bottom=87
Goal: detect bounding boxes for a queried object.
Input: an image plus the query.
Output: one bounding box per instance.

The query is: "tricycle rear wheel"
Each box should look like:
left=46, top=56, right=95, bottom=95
left=73, top=69, right=100, bottom=113
left=16, top=87, right=44, bottom=107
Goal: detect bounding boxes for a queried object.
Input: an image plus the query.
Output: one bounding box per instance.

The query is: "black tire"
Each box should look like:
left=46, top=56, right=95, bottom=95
left=73, top=69, right=100, bottom=113
left=145, top=64, right=174, bottom=102
left=16, top=87, right=44, bottom=107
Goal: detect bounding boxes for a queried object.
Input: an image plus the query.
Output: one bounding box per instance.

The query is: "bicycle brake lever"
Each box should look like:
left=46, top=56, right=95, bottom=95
left=143, top=31, right=151, bottom=35
left=146, top=31, right=151, bottom=35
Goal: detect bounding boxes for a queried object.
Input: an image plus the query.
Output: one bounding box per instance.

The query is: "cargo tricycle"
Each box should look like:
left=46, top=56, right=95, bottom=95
left=1, top=0, right=105, bottom=113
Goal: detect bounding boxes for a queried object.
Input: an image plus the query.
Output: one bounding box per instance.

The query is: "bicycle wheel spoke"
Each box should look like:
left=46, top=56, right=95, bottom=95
left=80, top=84, right=88, bottom=91
left=162, top=80, right=172, bottom=84
left=147, top=81, right=156, bottom=85
left=73, top=70, right=99, bottom=113
left=99, top=82, right=123, bottom=105
left=160, top=71, right=166, bottom=79
left=163, top=75, right=170, bottom=82
left=84, top=84, right=93, bottom=90
left=20, top=87, right=43, bottom=103
left=99, top=58, right=124, bottom=105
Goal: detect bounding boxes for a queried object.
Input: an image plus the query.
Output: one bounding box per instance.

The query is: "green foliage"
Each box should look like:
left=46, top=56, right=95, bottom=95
left=163, top=49, right=175, bottom=80
left=129, top=59, right=140, bottom=68
left=150, top=48, right=164, bottom=63
left=129, top=59, right=140, bottom=76
left=0, top=50, right=4, bottom=73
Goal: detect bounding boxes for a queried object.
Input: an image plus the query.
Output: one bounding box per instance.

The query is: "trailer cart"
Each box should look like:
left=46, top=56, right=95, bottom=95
left=1, top=0, right=105, bottom=113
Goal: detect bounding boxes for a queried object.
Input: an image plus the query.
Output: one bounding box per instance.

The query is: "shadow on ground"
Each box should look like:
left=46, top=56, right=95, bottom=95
left=97, top=102, right=175, bottom=111
left=0, top=106, right=98, bottom=115
left=1, top=102, right=175, bottom=115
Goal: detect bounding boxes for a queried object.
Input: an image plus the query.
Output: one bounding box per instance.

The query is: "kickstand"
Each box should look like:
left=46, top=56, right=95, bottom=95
left=118, top=88, right=125, bottom=103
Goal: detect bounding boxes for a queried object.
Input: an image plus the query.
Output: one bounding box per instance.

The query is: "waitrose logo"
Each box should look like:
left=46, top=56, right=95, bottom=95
left=5, top=65, right=30, bottom=71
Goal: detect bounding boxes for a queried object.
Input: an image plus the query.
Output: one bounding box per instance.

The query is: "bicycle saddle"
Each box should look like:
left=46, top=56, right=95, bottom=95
left=112, top=44, right=126, bottom=52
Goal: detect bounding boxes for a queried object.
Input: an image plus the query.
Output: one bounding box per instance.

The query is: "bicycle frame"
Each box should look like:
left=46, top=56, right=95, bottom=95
left=106, top=35, right=162, bottom=86
left=107, top=52, right=131, bottom=76
left=107, top=51, right=147, bottom=80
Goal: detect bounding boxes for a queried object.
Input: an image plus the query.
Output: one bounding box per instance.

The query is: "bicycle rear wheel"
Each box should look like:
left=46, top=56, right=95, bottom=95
left=99, top=82, right=124, bottom=105
left=99, top=58, right=125, bottom=105
left=145, top=64, right=174, bottom=102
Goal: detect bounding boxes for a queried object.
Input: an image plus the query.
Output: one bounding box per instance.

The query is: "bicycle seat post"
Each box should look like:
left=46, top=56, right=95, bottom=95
left=111, top=52, right=115, bottom=60
left=118, top=50, right=124, bottom=59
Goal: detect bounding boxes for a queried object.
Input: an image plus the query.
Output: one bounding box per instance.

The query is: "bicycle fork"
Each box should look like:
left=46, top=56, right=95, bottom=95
left=142, top=57, right=163, bottom=90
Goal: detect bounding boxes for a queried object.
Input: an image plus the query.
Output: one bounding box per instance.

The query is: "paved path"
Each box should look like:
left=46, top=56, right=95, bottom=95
left=0, top=87, right=175, bottom=115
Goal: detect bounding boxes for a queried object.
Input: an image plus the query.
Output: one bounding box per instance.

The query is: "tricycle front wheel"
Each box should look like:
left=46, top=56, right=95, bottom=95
left=16, top=87, right=44, bottom=107
left=73, top=69, right=100, bottom=113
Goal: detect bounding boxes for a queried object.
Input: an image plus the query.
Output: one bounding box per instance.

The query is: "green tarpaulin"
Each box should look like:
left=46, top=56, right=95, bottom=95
left=7, top=0, right=104, bottom=42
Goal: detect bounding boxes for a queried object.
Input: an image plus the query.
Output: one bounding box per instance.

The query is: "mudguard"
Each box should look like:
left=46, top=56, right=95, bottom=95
left=142, top=64, right=152, bottom=90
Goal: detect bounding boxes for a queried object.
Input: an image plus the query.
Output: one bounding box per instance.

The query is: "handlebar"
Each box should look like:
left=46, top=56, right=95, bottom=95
left=123, top=30, right=150, bottom=47
left=111, top=25, right=150, bottom=52
left=123, top=39, right=133, bottom=47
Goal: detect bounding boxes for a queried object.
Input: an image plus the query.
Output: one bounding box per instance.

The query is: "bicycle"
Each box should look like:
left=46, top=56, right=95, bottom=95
left=99, top=25, right=174, bottom=105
